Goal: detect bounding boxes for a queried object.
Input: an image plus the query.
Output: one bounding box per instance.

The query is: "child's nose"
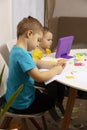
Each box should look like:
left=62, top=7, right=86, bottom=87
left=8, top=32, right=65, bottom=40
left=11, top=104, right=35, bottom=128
left=37, top=43, right=39, bottom=47
left=50, top=41, right=52, bottom=45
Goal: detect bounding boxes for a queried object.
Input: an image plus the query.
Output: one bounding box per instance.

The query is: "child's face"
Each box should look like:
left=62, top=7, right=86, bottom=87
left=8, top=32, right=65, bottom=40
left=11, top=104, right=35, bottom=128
left=40, top=32, right=53, bottom=49
left=28, top=31, right=43, bottom=51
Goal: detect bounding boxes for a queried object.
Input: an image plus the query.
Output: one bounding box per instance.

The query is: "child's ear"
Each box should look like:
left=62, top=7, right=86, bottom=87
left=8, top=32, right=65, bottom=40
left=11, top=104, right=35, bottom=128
left=26, top=30, right=33, bottom=38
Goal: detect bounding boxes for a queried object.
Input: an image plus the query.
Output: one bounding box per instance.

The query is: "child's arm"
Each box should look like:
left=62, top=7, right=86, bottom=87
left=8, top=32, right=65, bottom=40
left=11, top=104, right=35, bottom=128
left=27, top=65, right=63, bottom=82
left=34, top=59, right=58, bottom=69
left=34, top=58, right=66, bottom=69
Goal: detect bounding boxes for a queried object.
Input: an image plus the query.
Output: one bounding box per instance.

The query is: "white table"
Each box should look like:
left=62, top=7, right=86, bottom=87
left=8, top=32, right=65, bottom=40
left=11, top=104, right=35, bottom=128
left=42, top=49, right=87, bottom=130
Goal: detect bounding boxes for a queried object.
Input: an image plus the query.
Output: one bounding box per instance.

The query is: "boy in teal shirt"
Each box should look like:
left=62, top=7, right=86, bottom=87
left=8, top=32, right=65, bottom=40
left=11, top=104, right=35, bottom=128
left=5, top=16, right=65, bottom=115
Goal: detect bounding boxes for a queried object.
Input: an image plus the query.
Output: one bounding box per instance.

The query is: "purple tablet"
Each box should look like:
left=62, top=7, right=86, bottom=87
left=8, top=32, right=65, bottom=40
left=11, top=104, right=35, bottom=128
left=55, top=36, right=74, bottom=59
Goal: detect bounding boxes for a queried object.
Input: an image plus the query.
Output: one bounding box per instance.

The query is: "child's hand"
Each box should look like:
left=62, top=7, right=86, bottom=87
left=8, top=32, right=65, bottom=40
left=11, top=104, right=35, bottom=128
left=57, top=59, right=67, bottom=69
left=53, top=65, right=63, bottom=75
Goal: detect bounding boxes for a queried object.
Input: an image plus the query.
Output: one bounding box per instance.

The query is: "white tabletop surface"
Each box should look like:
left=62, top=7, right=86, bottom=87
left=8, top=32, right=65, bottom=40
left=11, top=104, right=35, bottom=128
left=41, top=49, right=87, bottom=92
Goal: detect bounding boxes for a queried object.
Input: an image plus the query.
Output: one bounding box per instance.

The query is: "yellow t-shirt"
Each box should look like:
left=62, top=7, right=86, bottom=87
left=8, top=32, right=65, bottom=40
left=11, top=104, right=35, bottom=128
left=32, top=48, right=51, bottom=60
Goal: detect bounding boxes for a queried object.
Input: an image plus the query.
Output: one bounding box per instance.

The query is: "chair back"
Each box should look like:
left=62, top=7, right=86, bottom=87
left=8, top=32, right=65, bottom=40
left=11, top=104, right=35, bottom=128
left=0, top=39, right=16, bottom=66
left=6, top=39, right=16, bottom=52
left=0, top=54, right=8, bottom=97
left=0, top=44, right=9, bottom=66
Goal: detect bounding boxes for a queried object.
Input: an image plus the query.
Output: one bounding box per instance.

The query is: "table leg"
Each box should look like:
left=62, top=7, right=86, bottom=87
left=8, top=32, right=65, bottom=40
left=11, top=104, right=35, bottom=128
left=61, top=88, right=77, bottom=130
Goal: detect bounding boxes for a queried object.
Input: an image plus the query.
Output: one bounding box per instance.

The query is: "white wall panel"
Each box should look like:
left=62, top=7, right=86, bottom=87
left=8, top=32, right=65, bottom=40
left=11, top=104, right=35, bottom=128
left=12, top=0, right=44, bottom=38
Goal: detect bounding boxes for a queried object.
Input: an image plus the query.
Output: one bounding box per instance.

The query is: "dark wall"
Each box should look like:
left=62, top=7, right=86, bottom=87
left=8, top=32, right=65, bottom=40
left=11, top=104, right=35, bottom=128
left=49, top=17, right=87, bottom=51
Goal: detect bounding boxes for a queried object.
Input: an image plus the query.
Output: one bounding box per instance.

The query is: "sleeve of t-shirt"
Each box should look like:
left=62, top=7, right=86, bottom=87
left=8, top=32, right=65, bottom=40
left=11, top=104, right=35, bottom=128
left=18, top=52, right=37, bottom=73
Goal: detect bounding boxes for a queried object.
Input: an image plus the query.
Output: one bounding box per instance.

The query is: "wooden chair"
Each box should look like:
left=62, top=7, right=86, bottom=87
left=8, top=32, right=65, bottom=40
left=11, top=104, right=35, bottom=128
left=0, top=54, right=48, bottom=130
left=0, top=110, right=48, bottom=130
left=0, top=43, right=61, bottom=129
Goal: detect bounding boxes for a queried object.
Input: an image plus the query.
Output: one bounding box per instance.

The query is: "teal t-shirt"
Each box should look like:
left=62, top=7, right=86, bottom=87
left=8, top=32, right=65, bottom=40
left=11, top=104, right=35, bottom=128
left=6, top=46, right=36, bottom=110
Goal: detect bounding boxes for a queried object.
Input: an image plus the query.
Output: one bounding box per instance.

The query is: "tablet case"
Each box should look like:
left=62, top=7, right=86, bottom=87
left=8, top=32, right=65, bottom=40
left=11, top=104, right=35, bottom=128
left=55, top=36, right=74, bottom=59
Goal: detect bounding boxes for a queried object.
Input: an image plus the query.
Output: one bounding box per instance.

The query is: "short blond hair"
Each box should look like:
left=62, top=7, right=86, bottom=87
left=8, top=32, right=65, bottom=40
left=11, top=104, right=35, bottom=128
left=17, top=16, right=43, bottom=39
left=43, top=27, right=52, bottom=36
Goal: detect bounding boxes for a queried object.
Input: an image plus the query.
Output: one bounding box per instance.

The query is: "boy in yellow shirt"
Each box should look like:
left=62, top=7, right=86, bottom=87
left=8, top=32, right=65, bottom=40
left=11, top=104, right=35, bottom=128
left=32, top=27, right=52, bottom=60
left=32, top=27, right=66, bottom=117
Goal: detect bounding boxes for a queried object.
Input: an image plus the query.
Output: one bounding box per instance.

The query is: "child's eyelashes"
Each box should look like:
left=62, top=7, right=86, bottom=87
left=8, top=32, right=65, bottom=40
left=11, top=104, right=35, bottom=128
left=47, top=39, right=53, bottom=42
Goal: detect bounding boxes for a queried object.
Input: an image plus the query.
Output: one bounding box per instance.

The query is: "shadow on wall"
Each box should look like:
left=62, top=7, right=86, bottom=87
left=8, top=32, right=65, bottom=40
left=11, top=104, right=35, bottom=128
left=48, top=17, right=59, bottom=51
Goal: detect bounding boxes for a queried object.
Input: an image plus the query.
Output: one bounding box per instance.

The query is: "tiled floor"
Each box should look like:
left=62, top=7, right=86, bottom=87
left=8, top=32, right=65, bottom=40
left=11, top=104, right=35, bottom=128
left=5, top=97, right=87, bottom=130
